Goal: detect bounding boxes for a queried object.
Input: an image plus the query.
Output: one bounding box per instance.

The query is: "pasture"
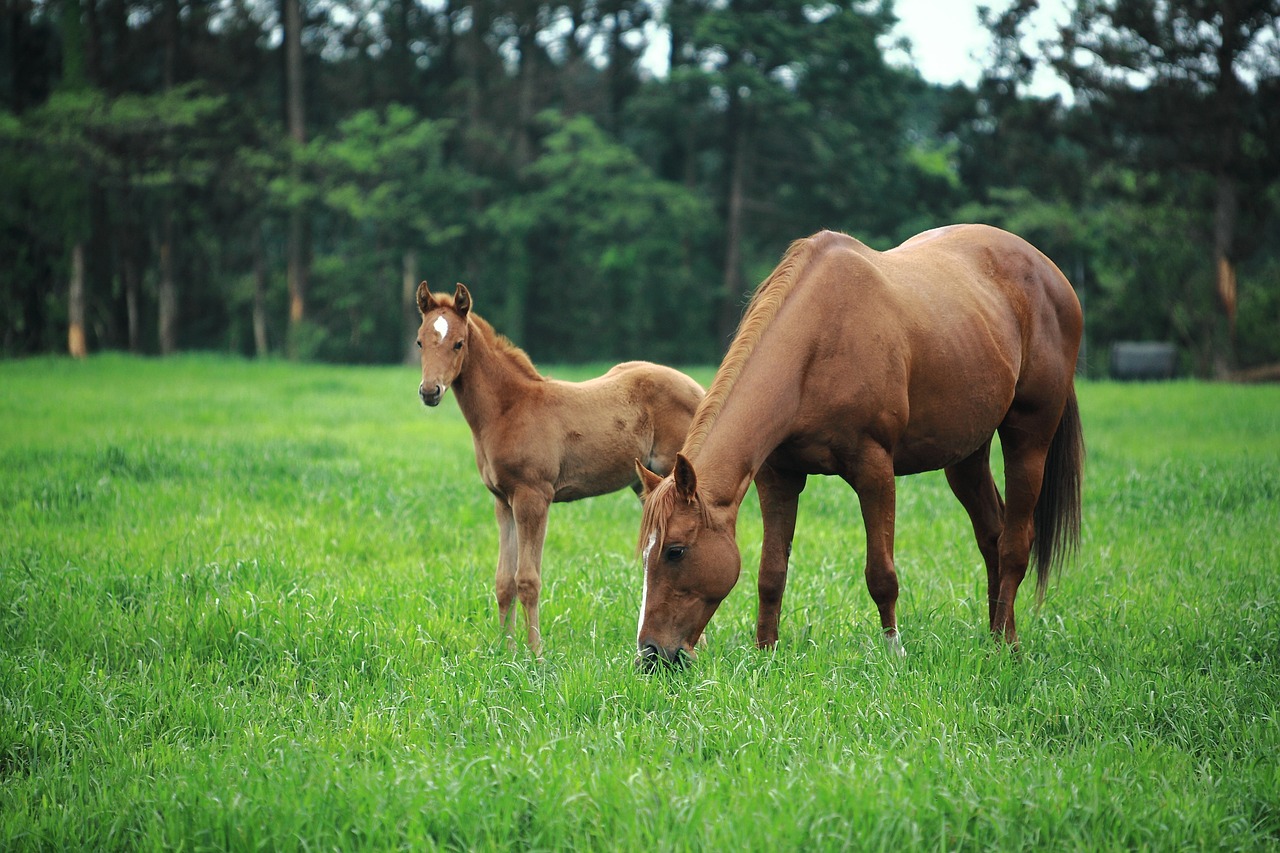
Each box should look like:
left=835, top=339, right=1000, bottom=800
left=2, top=355, right=1278, bottom=850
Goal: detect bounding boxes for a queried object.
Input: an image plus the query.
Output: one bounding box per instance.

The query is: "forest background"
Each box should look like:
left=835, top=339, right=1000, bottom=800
left=3, top=0, right=1279, bottom=376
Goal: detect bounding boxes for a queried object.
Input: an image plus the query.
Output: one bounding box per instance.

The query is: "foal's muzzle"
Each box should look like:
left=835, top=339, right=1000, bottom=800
left=419, top=383, right=444, bottom=407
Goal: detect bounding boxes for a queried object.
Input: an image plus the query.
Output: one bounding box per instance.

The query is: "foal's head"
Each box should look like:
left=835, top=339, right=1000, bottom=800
left=634, top=454, right=741, bottom=670
left=415, top=281, right=471, bottom=407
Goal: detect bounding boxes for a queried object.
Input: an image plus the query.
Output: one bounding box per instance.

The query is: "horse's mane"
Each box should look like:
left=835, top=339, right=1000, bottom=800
left=436, top=291, right=542, bottom=382
left=680, top=230, right=839, bottom=459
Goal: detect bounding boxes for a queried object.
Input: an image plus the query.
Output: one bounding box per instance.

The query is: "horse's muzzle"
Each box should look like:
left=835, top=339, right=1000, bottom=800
left=635, top=640, right=691, bottom=672
left=419, top=383, right=444, bottom=407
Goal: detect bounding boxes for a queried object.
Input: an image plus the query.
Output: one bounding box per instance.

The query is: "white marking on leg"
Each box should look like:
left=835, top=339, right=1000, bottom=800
left=638, top=532, right=656, bottom=643
left=885, top=628, right=906, bottom=657
left=432, top=315, right=449, bottom=342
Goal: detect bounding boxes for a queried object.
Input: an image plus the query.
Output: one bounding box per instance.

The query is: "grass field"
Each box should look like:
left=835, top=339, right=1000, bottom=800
left=2, top=354, right=1278, bottom=850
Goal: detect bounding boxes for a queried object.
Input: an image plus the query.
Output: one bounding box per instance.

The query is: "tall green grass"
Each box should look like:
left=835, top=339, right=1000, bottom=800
left=2, top=355, right=1278, bottom=850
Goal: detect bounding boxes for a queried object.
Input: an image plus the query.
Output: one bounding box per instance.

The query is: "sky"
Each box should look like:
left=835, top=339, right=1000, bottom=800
left=885, top=0, right=1074, bottom=98
left=635, top=1, right=1077, bottom=100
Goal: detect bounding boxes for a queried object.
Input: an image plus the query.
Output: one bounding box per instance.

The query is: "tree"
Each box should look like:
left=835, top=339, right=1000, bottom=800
left=486, top=111, right=715, bottom=362
left=647, top=0, right=916, bottom=344
left=303, top=106, right=480, bottom=362
left=283, top=0, right=310, bottom=357
left=1050, top=0, right=1280, bottom=373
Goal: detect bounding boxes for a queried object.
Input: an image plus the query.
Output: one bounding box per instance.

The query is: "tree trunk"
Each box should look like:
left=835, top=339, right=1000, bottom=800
left=124, top=252, right=140, bottom=352
left=514, top=12, right=537, bottom=171
left=158, top=224, right=177, bottom=355
left=283, top=0, right=308, bottom=356
left=1211, top=12, right=1241, bottom=378
left=156, top=0, right=179, bottom=356
left=253, top=225, right=269, bottom=357
left=402, top=248, right=418, bottom=364
left=1213, top=172, right=1238, bottom=372
left=286, top=213, right=308, bottom=328
left=67, top=242, right=87, bottom=358
left=718, top=89, right=748, bottom=347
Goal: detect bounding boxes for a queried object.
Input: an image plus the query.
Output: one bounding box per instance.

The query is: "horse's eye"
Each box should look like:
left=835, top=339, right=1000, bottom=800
left=453, top=340, right=463, bottom=351
left=665, top=546, right=686, bottom=562
left=416, top=340, right=422, bottom=349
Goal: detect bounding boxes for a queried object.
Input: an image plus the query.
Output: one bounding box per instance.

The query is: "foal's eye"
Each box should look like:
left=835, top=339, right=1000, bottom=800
left=416, top=340, right=422, bottom=349
left=665, top=546, right=686, bottom=562
left=453, top=340, right=463, bottom=351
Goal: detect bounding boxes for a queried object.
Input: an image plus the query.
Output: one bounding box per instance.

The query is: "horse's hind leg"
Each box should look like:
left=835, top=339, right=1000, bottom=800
left=510, top=485, right=552, bottom=656
left=494, top=497, right=518, bottom=639
left=992, top=413, right=1056, bottom=647
left=944, top=439, right=1005, bottom=631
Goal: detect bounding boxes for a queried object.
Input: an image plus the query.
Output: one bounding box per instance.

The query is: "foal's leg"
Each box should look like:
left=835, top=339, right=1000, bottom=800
left=510, top=484, right=553, bottom=655
left=494, top=497, right=518, bottom=638
left=847, top=445, right=903, bottom=655
left=943, top=440, right=1006, bottom=631
left=755, top=463, right=806, bottom=649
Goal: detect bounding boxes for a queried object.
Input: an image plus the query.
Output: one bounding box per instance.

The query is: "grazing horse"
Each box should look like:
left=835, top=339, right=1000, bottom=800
left=415, top=282, right=704, bottom=654
left=635, top=225, right=1084, bottom=668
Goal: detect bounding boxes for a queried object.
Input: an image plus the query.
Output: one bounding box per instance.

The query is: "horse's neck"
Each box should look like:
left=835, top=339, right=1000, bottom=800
left=453, top=323, right=542, bottom=430
left=692, top=347, right=806, bottom=509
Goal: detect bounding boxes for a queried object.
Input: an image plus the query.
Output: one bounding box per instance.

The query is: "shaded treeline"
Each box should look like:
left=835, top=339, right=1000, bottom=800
left=2, top=0, right=1278, bottom=374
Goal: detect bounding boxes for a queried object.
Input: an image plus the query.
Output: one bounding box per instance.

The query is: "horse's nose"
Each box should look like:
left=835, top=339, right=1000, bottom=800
left=419, top=382, right=444, bottom=406
left=635, top=640, right=685, bottom=671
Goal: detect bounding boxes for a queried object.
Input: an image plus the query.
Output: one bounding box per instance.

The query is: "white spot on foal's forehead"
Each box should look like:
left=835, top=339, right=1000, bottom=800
left=432, top=315, right=450, bottom=341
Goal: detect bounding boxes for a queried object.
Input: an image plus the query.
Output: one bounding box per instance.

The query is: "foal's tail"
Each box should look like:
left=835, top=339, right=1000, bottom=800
left=1032, top=387, right=1084, bottom=603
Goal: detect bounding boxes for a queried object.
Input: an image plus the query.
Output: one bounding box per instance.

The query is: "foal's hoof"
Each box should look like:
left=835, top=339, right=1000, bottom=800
left=884, top=630, right=907, bottom=658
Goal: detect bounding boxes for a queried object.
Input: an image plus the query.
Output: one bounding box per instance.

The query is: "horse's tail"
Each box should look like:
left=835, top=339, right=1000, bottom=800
left=1032, top=386, right=1084, bottom=602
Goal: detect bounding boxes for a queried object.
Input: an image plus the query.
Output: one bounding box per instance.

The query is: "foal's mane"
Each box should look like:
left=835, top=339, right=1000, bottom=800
left=680, top=230, right=837, bottom=459
left=436, top=291, right=542, bottom=382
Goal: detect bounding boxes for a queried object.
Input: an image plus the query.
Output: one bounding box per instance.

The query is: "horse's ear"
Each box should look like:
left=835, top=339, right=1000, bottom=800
left=673, top=453, right=697, bottom=501
left=635, top=459, right=664, bottom=499
left=416, top=281, right=433, bottom=315
left=453, top=283, right=471, bottom=318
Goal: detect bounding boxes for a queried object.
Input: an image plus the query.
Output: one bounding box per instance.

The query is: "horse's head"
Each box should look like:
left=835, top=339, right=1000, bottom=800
left=634, top=454, right=740, bottom=670
left=415, top=281, right=471, bottom=407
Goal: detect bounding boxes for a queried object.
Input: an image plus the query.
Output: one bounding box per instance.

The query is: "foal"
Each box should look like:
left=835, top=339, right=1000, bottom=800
left=415, top=282, right=704, bottom=654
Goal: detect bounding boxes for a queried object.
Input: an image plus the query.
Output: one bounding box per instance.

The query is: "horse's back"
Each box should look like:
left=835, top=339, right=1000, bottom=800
left=531, top=361, right=702, bottom=501
left=902, top=224, right=1081, bottom=396
left=888, top=224, right=1079, bottom=318
left=788, top=225, right=1080, bottom=473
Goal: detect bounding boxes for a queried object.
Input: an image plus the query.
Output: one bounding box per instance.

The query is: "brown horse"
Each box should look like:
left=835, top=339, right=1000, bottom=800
left=635, top=225, right=1084, bottom=667
left=415, top=282, right=704, bottom=654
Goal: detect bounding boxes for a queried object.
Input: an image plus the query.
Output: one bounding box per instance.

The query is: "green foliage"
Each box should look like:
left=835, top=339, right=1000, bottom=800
left=3, top=0, right=1280, bottom=373
left=486, top=111, right=716, bottom=362
left=1, top=356, right=1278, bottom=848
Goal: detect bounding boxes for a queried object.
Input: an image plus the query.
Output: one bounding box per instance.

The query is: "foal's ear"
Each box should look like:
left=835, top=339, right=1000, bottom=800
left=635, top=459, right=664, bottom=499
left=453, top=283, right=472, bottom=318
left=416, top=281, right=434, bottom=315
left=673, top=453, right=698, bottom=501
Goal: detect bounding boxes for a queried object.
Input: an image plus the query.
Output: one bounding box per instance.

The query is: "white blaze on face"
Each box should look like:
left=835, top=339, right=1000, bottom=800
left=638, top=531, right=657, bottom=643
left=432, top=315, right=450, bottom=342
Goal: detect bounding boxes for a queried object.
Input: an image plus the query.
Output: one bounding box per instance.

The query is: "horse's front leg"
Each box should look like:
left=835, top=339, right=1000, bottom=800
left=510, top=485, right=552, bottom=656
left=494, top=496, right=518, bottom=640
left=755, top=463, right=806, bottom=648
left=848, top=446, right=904, bottom=655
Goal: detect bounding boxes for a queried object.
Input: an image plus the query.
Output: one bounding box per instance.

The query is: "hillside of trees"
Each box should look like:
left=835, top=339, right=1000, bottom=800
left=3, top=0, right=1279, bottom=376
